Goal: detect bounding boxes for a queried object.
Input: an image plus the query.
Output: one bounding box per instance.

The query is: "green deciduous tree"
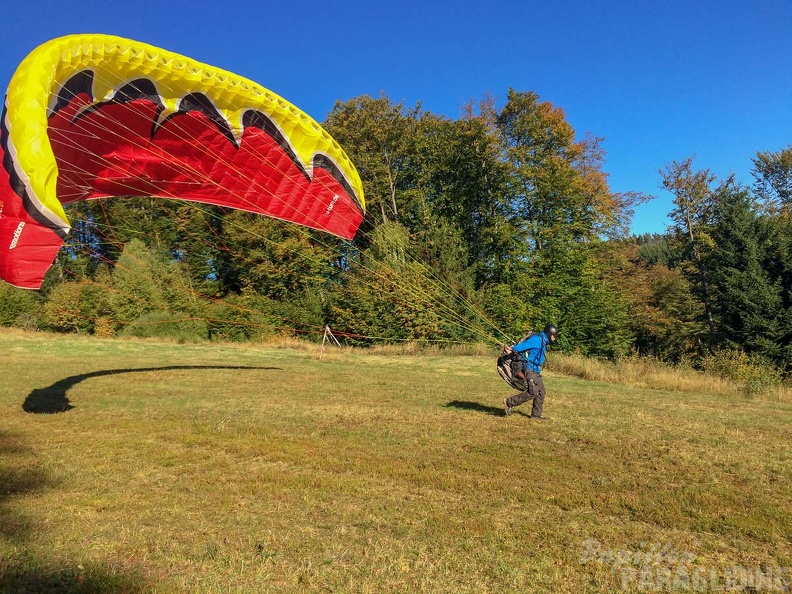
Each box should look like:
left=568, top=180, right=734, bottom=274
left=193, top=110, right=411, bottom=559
left=324, top=95, right=425, bottom=228
left=752, top=145, right=792, bottom=209
left=601, top=239, right=701, bottom=361
left=217, top=212, right=339, bottom=301
left=108, top=239, right=169, bottom=325
left=491, top=90, right=640, bottom=356
left=660, top=157, right=718, bottom=346
left=43, top=280, right=109, bottom=334
left=326, top=222, right=478, bottom=344
left=0, top=283, right=42, bottom=329
left=497, top=89, right=633, bottom=252
left=418, top=98, right=516, bottom=285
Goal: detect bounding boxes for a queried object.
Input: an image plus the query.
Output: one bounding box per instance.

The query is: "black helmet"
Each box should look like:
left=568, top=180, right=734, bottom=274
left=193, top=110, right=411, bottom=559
left=543, top=324, right=558, bottom=337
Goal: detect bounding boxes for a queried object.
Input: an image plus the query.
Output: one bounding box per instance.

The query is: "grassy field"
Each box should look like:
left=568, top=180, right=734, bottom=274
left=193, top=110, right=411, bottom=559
left=1, top=328, right=790, bottom=593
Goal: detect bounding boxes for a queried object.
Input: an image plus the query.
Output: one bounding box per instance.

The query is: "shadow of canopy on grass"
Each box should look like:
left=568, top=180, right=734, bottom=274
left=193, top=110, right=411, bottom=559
left=22, top=365, right=282, bottom=414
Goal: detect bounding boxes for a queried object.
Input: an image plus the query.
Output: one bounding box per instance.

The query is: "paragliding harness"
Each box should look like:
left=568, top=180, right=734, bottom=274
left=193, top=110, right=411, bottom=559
left=497, top=331, right=538, bottom=391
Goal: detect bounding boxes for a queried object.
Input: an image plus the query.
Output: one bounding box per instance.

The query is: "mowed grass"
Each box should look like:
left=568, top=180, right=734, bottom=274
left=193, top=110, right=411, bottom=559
left=0, top=328, right=790, bottom=593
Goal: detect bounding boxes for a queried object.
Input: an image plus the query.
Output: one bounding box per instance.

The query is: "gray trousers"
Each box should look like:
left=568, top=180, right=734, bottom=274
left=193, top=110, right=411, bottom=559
left=505, top=371, right=546, bottom=417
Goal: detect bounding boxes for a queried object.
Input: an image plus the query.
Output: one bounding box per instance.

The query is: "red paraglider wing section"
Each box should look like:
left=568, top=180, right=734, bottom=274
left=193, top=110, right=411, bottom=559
left=48, top=94, right=363, bottom=240
left=0, top=164, right=64, bottom=288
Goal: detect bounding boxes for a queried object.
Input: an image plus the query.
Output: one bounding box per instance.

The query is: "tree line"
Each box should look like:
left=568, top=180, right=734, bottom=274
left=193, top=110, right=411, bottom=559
left=1, top=89, right=791, bottom=374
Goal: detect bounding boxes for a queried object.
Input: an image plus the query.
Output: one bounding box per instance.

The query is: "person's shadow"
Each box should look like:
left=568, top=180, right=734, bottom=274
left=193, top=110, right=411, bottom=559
left=22, top=365, right=281, bottom=414
left=445, top=399, right=530, bottom=417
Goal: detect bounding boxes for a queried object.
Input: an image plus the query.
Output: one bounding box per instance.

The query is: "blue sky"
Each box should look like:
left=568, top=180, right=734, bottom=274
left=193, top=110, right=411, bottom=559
left=3, top=0, right=790, bottom=235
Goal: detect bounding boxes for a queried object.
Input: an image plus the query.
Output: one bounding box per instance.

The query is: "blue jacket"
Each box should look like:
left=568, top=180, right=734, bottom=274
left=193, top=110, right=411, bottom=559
left=512, top=331, right=550, bottom=374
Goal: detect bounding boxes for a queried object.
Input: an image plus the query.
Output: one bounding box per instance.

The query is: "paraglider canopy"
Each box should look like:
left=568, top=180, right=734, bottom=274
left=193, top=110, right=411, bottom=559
left=0, top=34, right=365, bottom=289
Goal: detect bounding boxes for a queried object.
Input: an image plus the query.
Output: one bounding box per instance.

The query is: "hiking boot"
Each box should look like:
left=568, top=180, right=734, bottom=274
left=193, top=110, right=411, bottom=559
left=503, top=398, right=513, bottom=416
left=530, top=416, right=549, bottom=421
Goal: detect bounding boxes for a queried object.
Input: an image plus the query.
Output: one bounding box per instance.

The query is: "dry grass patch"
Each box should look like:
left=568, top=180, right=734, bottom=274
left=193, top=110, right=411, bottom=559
left=550, top=351, right=792, bottom=403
